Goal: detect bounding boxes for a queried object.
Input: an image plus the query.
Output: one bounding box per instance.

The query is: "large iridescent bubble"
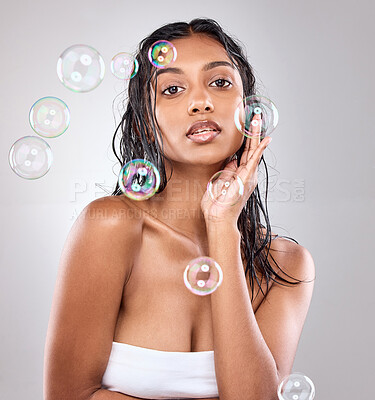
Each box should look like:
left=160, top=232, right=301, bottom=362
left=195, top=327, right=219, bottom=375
left=234, top=95, right=279, bottom=139
left=9, top=136, right=53, bottom=179
left=277, top=372, right=315, bottom=400
left=57, top=44, right=105, bottom=92
left=118, top=159, right=160, bottom=200
left=111, top=52, right=139, bottom=80
left=207, top=170, right=244, bottom=206
left=148, top=40, right=177, bottom=68
left=184, top=256, right=223, bottom=296
left=29, top=97, right=70, bottom=138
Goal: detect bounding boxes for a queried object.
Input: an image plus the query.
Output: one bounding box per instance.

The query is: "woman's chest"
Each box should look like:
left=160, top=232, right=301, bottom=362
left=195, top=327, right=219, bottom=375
left=113, top=222, right=270, bottom=352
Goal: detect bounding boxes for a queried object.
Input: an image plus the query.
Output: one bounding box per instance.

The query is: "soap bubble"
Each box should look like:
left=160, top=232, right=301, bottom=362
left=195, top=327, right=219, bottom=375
left=207, top=170, right=244, bottom=206
left=277, top=372, right=315, bottom=400
left=148, top=40, right=177, bottom=68
left=29, top=97, right=70, bottom=138
left=111, top=52, right=139, bottom=80
left=118, top=159, right=160, bottom=200
left=184, top=256, right=223, bottom=296
left=9, top=136, right=53, bottom=179
left=234, top=95, right=279, bottom=139
left=57, top=44, right=105, bottom=92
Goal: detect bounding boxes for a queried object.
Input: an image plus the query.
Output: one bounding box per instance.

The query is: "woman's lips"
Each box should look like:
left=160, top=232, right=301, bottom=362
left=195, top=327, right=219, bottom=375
left=187, top=130, right=219, bottom=143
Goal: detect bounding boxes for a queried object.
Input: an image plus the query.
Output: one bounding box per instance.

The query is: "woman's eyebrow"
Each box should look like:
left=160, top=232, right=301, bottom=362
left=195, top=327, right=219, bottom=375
left=154, top=60, right=235, bottom=79
left=203, top=61, right=235, bottom=71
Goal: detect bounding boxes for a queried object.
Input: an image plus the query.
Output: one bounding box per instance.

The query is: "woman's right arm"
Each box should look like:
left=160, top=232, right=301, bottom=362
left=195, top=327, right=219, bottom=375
left=44, top=197, right=142, bottom=400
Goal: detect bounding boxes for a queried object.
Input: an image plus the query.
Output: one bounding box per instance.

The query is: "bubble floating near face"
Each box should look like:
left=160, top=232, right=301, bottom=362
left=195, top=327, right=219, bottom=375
left=118, top=159, right=160, bottom=200
left=234, top=95, right=279, bottom=139
left=207, top=170, right=244, bottom=206
left=277, top=372, right=315, bottom=400
left=57, top=44, right=105, bottom=92
left=111, top=52, right=139, bottom=80
left=29, top=97, right=70, bottom=138
left=184, top=257, right=223, bottom=296
left=8, top=136, right=53, bottom=179
left=148, top=40, right=177, bottom=69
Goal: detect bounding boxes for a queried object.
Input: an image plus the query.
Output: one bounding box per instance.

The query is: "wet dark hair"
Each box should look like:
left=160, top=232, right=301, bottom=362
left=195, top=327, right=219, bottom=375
left=111, top=18, right=312, bottom=301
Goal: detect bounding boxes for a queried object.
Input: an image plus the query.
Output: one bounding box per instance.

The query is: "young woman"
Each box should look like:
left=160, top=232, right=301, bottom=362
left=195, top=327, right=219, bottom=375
left=44, top=18, right=315, bottom=400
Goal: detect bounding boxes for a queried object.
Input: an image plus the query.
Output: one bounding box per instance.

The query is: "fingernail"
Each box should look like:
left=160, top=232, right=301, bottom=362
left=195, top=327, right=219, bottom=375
left=267, top=137, right=272, bottom=145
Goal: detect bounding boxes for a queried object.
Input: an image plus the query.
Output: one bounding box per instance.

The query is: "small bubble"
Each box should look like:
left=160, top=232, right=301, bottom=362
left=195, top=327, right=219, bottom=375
left=184, top=256, right=223, bottom=296
left=110, top=52, right=139, bottom=80
left=148, top=40, right=177, bottom=69
left=29, top=96, right=70, bottom=138
left=9, top=136, right=53, bottom=179
left=208, top=170, right=244, bottom=206
left=57, top=44, right=105, bottom=92
left=277, top=372, right=315, bottom=400
left=234, top=95, right=279, bottom=139
left=118, top=159, right=160, bottom=201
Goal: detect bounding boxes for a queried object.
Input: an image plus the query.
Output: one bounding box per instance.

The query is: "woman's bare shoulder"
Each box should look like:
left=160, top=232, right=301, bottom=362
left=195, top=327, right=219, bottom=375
left=268, top=235, right=315, bottom=283
left=80, top=195, right=146, bottom=227
left=257, top=226, right=314, bottom=282
left=45, top=195, right=145, bottom=399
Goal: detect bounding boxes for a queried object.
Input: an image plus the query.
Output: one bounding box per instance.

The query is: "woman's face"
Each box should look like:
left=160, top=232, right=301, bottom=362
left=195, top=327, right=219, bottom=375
left=152, top=34, right=244, bottom=167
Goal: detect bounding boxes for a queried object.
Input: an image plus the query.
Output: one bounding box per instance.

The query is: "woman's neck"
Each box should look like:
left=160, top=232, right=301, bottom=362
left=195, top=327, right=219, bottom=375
left=146, top=160, right=226, bottom=244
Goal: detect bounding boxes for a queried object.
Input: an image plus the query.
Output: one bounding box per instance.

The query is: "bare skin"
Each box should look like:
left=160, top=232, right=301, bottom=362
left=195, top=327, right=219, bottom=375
left=111, top=195, right=282, bottom=353
left=110, top=34, right=285, bottom=353
left=44, top=34, right=308, bottom=400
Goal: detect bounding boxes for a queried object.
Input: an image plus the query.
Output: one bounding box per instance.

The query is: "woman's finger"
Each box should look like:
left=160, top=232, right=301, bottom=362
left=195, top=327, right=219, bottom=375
left=248, top=113, right=262, bottom=159
left=242, top=135, right=271, bottom=184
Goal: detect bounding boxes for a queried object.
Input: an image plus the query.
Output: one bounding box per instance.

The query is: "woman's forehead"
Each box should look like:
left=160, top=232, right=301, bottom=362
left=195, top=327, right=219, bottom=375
left=149, top=34, right=241, bottom=88
left=169, top=35, right=232, bottom=66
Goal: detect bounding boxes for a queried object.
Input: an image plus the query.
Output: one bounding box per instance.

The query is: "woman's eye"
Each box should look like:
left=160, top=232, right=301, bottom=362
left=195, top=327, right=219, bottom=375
left=162, top=86, right=183, bottom=96
left=210, top=79, right=232, bottom=88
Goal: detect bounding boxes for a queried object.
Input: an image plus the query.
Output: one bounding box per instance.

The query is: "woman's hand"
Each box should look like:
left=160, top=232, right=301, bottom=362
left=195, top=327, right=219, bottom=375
left=200, top=113, right=272, bottom=230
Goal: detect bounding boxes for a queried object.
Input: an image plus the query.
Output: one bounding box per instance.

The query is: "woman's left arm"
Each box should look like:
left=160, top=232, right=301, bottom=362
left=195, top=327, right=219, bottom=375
left=200, top=117, right=315, bottom=400
left=206, top=222, right=315, bottom=400
left=205, top=224, right=277, bottom=400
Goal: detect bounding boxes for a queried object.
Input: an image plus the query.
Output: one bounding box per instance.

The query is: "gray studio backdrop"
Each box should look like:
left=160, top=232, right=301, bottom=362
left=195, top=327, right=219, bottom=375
left=1, top=0, right=374, bottom=399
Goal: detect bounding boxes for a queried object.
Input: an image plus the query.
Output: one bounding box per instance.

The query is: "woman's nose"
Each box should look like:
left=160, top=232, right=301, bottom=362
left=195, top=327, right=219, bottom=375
left=187, top=92, right=214, bottom=115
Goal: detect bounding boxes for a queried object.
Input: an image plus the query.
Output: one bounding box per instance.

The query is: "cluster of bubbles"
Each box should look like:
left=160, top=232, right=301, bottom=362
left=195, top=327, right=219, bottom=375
left=8, top=96, right=71, bottom=179
left=116, top=91, right=279, bottom=294
left=7, top=38, right=315, bottom=397
left=8, top=40, right=178, bottom=180
left=7, top=38, right=281, bottom=297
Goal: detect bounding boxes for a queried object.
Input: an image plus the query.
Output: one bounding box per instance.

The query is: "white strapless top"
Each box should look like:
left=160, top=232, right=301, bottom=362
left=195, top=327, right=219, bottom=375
left=101, top=341, right=219, bottom=399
